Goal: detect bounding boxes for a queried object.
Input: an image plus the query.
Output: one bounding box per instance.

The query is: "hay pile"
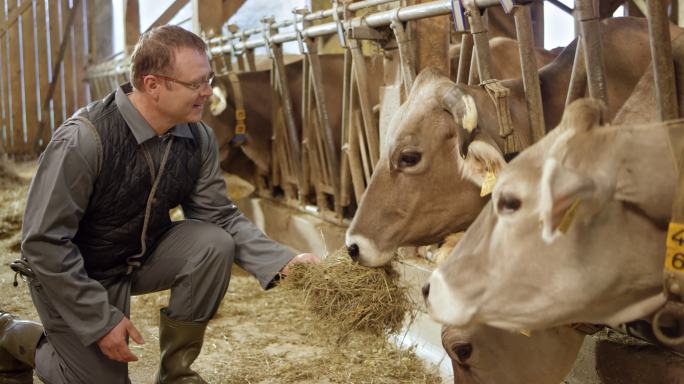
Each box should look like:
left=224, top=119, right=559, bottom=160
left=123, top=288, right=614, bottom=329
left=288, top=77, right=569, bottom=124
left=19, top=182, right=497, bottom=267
left=279, top=249, right=416, bottom=341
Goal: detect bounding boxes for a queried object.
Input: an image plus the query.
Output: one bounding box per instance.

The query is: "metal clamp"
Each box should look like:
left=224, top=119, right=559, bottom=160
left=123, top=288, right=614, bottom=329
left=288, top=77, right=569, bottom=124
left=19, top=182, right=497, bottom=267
left=331, top=0, right=347, bottom=48
left=652, top=301, right=684, bottom=347
left=450, top=0, right=466, bottom=31
left=260, top=16, right=277, bottom=59
left=293, top=7, right=309, bottom=54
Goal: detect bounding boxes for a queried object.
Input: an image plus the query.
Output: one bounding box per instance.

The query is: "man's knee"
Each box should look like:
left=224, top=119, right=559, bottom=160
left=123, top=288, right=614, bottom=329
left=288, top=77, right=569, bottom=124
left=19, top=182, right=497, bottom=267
left=195, top=223, right=235, bottom=272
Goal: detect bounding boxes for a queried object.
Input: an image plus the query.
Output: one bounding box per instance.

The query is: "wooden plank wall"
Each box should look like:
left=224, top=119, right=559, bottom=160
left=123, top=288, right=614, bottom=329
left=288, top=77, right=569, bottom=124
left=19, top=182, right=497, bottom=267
left=0, top=0, right=90, bottom=156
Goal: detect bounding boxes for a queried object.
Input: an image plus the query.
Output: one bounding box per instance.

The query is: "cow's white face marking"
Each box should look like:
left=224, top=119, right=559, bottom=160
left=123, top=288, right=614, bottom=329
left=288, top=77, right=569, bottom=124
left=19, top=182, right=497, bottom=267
left=461, top=95, right=478, bottom=133
left=426, top=269, right=477, bottom=326
left=209, top=85, right=227, bottom=116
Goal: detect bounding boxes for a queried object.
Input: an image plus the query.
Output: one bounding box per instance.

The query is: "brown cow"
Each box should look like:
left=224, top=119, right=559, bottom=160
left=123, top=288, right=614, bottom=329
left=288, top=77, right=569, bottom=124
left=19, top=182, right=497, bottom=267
left=346, top=17, right=682, bottom=268
left=424, top=97, right=678, bottom=331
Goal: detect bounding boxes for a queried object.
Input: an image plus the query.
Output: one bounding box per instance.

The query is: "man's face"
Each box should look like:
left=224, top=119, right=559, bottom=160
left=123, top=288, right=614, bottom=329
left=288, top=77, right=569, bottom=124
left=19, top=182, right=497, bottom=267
left=157, top=47, right=213, bottom=125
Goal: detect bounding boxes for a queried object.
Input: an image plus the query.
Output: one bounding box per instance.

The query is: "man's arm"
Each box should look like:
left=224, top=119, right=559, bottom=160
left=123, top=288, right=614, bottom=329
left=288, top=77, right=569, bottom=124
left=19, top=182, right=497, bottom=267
left=181, top=123, right=299, bottom=288
left=21, top=121, right=124, bottom=347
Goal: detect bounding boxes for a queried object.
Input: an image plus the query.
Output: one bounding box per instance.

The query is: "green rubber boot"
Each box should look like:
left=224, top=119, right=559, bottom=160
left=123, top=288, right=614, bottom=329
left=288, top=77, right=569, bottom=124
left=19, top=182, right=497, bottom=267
left=156, top=309, right=208, bottom=384
left=0, top=312, right=43, bottom=384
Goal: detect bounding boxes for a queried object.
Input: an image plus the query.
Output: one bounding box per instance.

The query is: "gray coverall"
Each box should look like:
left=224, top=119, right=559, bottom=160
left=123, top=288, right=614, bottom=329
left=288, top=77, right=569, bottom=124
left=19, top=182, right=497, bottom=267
left=20, top=85, right=295, bottom=383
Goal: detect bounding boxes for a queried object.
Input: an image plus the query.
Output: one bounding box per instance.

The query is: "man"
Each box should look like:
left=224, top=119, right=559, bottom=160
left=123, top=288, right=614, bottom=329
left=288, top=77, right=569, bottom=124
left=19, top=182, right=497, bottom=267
left=0, top=25, right=318, bottom=384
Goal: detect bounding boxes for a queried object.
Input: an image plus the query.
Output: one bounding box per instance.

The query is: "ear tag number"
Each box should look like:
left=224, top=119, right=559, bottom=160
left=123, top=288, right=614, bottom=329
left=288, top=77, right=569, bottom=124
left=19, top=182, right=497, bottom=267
left=557, top=198, right=581, bottom=234
left=665, top=222, right=684, bottom=272
left=480, top=171, right=496, bottom=197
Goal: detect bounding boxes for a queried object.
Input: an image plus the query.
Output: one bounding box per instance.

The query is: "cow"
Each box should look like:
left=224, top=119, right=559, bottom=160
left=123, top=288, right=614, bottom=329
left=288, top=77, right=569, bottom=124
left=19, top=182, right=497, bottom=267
left=423, top=97, right=679, bottom=331
left=345, top=17, right=683, bottom=268
left=449, top=36, right=557, bottom=83
left=441, top=325, right=584, bottom=384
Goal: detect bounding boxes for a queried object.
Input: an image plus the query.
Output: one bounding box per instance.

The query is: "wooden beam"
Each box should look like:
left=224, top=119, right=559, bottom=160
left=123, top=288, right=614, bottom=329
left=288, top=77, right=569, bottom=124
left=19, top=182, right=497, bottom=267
left=0, top=0, right=32, bottom=38
left=9, top=1, right=23, bottom=151
left=124, top=0, right=140, bottom=50
left=74, top=0, right=88, bottom=107
left=222, top=0, right=245, bottom=24
left=0, top=0, right=9, bottom=147
left=36, top=0, right=51, bottom=146
left=22, top=0, right=38, bottom=152
left=34, top=0, right=82, bottom=152
left=48, top=0, right=64, bottom=124
left=62, top=0, right=76, bottom=116
left=145, top=0, right=189, bottom=32
left=192, top=0, right=223, bottom=36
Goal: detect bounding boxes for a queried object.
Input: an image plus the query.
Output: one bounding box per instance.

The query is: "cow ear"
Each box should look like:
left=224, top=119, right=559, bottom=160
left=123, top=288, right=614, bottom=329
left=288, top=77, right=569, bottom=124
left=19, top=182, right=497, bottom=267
left=461, top=138, right=506, bottom=189
left=209, top=85, right=227, bottom=116
left=539, top=158, right=596, bottom=243
left=560, top=98, right=606, bottom=133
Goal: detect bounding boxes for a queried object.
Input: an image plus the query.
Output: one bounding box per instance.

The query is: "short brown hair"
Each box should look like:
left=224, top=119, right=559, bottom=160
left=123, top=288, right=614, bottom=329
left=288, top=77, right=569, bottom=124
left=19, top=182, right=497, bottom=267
left=129, top=25, right=208, bottom=90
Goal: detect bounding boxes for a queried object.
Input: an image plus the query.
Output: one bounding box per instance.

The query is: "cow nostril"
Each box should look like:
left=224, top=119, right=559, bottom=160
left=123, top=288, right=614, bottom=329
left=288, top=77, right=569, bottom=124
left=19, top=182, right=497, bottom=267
left=422, top=283, right=430, bottom=298
left=347, top=244, right=360, bottom=261
left=455, top=344, right=473, bottom=362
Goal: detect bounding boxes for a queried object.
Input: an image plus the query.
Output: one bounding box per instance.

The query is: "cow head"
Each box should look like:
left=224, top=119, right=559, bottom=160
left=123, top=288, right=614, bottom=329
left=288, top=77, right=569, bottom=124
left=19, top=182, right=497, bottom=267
left=424, top=99, right=668, bottom=330
left=346, top=68, right=506, bottom=267
left=442, top=325, right=584, bottom=384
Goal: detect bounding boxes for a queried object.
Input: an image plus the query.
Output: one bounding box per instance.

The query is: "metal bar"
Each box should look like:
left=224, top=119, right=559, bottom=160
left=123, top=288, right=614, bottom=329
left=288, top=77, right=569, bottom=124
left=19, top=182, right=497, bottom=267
left=576, top=0, right=608, bottom=103
left=456, top=33, right=473, bottom=84
left=546, top=0, right=574, bottom=14
left=646, top=0, right=678, bottom=121
left=514, top=5, right=545, bottom=142
left=390, top=10, right=416, bottom=93
left=208, top=0, right=404, bottom=46
left=565, top=39, right=586, bottom=107
left=303, top=23, right=341, bottom=213
left=466, top=2, right=492, bottom=81
left=349, top=38, right=380, bottom=168
left=211, top=0, right=513, bottom=56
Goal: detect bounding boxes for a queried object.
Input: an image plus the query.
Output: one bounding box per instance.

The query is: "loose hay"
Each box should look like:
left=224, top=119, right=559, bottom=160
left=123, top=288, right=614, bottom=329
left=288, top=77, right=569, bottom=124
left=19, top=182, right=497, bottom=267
left=279, top=249, right=417, bottom=341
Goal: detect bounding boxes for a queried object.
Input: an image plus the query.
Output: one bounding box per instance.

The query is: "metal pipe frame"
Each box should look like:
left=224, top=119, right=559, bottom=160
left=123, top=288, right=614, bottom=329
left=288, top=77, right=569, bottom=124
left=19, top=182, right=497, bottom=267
left=646, top=0, right=678, bottom=121
left=209, top=0, right=527, bottom=56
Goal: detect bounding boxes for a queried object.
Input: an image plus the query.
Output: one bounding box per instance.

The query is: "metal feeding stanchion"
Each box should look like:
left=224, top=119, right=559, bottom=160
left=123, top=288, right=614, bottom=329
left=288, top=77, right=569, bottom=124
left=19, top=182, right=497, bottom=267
left=261, top=16, right=305, bottom=202
left=575, top=0, right=607, bottom=103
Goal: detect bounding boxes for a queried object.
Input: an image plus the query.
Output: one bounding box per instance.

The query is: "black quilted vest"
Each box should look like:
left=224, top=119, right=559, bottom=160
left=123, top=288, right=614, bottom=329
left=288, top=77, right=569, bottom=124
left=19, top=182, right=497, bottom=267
left=71, top=89, right=203, bottom=279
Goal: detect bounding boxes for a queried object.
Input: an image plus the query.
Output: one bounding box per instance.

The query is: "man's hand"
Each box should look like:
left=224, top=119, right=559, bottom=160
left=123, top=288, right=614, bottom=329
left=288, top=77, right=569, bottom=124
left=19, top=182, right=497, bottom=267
left=280, top=253, right=322, bottom=276
left=97, top=316, right=144, bottom=362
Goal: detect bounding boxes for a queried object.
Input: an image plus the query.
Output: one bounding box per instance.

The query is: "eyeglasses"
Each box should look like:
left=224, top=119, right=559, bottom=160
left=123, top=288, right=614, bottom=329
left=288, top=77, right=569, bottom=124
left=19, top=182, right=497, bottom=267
left=152, top=72, right=215, bottom=91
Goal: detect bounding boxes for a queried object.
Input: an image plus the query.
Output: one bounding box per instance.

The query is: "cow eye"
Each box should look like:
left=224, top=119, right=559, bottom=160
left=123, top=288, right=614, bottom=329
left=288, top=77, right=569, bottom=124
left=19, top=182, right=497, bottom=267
left=399, top=151, right=422, bottom=168
left=453, top=343, right=473, bottom=364
left=497, top=195, right=521, bottom=214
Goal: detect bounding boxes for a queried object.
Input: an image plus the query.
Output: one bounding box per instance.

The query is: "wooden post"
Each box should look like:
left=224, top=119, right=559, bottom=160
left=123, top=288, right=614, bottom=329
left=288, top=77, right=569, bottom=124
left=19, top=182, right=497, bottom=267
left=124, top=0, right=139, bottom=52
left=62, top=0, right=76, bottom=116
left=9, top=1, right=23, bottom=151
left=466, top=3, right=493, bottom=82
left=646, top=0, right=677, bottom=121
left=456, top=34, right=473, bottom=84
left=514, top=5, right=545, bottom=143
left=192, top=0, right=223, bottom=36
left=36, top=0, right=50, bottom=146
left=21, top=0, right=38, bottom=152
left=0, top=0, right=9, bottom=149
left=48, top=0, right=64, bottom=125
left=74, top=0, right=88, bottom=107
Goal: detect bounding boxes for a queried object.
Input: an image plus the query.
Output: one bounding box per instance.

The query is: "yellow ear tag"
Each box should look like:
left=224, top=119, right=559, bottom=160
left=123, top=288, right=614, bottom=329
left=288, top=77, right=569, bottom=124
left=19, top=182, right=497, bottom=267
left=480, top=171, right=497, bottom=197
left=519, top=329, right=532, bottom=337
left=665, top=222, right=684, bottom=273
left=556, top=198, right=581, bottom=234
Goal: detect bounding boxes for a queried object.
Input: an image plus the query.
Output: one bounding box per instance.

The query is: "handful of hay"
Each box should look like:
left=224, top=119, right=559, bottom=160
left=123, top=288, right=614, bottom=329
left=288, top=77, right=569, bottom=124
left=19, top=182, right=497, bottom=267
left=279, top=249, right=416, bottom=340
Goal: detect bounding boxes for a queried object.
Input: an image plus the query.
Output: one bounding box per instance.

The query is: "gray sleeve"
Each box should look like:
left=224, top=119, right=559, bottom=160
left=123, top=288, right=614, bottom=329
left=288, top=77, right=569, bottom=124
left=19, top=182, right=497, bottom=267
left=181, top=123, right=295, bottom=289
left=21, top=120, right=124, bottom=347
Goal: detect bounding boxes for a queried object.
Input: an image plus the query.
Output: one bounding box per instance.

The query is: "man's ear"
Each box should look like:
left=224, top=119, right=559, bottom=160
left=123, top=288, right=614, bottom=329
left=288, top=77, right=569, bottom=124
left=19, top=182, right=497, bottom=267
left=539, top=158, right=596, bottom=243
left=461, top=134, right=506, bottom=188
